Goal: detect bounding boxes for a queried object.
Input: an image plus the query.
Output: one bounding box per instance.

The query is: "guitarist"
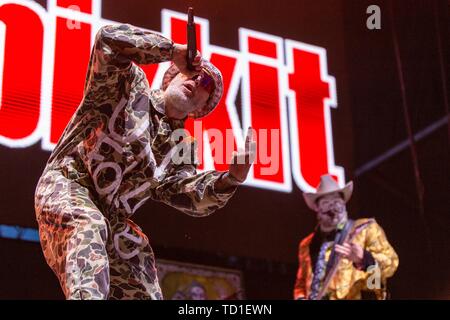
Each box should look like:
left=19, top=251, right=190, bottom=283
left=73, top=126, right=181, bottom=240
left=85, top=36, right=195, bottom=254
left=293, top=174, right=399, bottom=300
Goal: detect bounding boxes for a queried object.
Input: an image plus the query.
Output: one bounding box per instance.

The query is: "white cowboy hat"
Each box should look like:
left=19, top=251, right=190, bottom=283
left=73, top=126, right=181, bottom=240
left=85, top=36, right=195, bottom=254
left=303, top=174, right=353, bottom=211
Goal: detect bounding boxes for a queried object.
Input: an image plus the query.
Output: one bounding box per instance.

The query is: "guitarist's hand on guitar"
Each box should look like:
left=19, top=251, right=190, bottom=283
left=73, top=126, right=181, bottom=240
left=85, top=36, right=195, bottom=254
left=335, top=242, right=364, bottom=265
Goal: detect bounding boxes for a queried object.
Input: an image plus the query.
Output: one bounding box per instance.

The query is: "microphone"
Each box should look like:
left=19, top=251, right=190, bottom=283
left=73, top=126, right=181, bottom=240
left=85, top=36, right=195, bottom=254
left=187, top=7, right=197, bottom=71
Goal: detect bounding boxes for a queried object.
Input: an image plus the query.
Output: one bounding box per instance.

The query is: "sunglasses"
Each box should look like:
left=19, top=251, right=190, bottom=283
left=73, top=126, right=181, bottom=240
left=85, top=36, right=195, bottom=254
left=191, top=70, right=215, bottom=94
left=318, top=200, right=345, bottom=214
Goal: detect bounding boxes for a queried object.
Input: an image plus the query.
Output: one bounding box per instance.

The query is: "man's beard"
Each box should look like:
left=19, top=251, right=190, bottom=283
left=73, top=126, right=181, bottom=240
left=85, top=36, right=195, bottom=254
left=165, top=86, right=192, bottom=113
left=319, top=210, right=348, bottom=232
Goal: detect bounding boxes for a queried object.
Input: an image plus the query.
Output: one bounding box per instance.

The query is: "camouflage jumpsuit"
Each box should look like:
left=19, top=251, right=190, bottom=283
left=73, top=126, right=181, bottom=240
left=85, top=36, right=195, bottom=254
left=34, top=24, right=237, bottom=300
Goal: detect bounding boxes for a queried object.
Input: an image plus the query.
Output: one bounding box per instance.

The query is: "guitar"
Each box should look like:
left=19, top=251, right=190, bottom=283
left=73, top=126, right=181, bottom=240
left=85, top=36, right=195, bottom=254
left=315, top=218, right=375, bottom=300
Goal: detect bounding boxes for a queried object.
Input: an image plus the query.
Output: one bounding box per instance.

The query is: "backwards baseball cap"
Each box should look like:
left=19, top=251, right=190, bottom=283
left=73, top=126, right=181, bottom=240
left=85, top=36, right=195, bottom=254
left=161, top=58, right=223, bottom=119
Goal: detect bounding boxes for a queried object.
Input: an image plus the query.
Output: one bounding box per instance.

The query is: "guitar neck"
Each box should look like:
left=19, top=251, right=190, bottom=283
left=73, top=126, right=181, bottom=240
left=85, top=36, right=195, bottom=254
left=315, top=219, right=375, bottom=300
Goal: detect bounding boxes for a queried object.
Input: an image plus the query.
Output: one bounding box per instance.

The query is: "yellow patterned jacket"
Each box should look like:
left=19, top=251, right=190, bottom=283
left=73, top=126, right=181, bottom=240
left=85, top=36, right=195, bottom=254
left=293, top=218, right=399, bottom=300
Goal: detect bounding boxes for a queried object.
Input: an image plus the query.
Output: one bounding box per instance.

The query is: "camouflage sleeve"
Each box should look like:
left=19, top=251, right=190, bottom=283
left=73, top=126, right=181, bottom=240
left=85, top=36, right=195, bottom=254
left=95, top=23, right=173, bottom=68
left=83, top=23, right=173, bottom=93
left=151, top=164, right=238, bottom=217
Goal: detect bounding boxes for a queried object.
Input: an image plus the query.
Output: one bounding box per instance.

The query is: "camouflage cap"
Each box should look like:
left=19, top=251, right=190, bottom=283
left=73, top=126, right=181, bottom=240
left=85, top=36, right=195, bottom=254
left=161, top=59, right=223, bottom=119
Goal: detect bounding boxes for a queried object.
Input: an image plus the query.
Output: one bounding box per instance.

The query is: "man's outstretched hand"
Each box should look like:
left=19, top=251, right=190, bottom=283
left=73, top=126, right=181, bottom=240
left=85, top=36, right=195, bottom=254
left=215, top=127, right=257, bottom=192
left=172, top=43, right=202, bottom=74
left=228, top=127, right=257, bottom=184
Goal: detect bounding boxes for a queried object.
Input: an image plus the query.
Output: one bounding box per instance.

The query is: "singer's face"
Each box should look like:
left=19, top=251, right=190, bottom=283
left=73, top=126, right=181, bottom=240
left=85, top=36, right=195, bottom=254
left=316, top=192, right=347, bottom=231
left=164, top=71, right=211, bottom=115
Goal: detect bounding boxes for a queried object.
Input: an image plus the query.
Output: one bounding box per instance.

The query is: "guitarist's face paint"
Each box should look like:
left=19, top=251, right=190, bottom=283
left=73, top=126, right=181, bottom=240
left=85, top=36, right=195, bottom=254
left=316, top=193, right=348, bottom=232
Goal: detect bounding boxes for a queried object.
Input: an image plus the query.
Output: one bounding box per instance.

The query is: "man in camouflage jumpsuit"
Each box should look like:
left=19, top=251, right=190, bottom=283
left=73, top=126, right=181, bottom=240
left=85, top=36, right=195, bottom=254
left=34, top=23, right=255, bottom=300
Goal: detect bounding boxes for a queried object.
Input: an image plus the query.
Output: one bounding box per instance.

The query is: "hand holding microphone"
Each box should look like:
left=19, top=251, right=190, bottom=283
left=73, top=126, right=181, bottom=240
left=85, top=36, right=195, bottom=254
left=172, top=7, right=202, bottom=74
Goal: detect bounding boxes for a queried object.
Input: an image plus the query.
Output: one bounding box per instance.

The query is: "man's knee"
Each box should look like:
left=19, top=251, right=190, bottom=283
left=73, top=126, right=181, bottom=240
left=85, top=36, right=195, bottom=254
left=76, top=214, right=108, bottom=242
left=64, top=218, right=111, bottom=300
left=68, top=286, right=109, bottom=300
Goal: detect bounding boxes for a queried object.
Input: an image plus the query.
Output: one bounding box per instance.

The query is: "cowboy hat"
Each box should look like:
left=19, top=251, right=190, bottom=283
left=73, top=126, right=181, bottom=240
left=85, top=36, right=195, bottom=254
left=161, top=58, right=223, bottom=119
left=303, top=174, right=353, bottom=211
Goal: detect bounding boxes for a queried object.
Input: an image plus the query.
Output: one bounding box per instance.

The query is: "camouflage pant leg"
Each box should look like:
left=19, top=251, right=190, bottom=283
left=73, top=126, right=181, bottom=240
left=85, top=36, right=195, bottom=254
left=107, top=218, right=163, bottom=300
left=34, top=170, right=110, bottom=300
